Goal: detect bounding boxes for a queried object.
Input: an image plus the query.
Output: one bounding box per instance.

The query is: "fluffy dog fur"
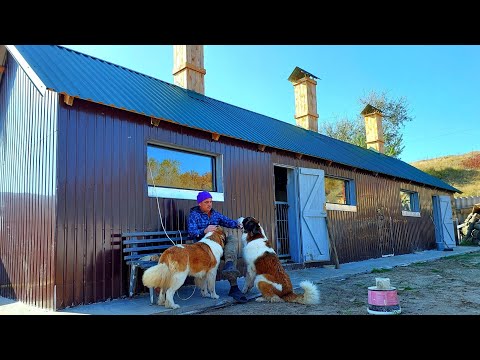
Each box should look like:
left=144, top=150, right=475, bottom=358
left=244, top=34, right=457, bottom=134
left=239, top=216, right=320, bottom=304
left=142, top=226, right=226, bottom=309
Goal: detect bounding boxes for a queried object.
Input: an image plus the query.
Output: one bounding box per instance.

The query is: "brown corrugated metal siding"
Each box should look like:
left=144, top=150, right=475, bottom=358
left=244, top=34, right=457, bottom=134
left=54, top=98, right=277, bottom=309
left=271, top=152, right=453, bottom=263
left=0, top=57, right=57, bottom=310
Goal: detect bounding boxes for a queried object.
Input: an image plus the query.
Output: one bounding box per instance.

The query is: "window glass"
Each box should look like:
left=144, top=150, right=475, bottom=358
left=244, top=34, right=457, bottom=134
left=400, top=190, right=412, bottom=211
left=147, top=145, right=215, bottom=191
left=400, top=190, right=419, bottom=213
left=325, top=177, right=347, bottom=204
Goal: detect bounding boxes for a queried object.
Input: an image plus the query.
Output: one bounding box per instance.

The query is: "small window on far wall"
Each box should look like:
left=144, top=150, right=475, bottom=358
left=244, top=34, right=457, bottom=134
left=400, top=189, right=420, bottom=216
left=325, top=176, right=357, bottom=212
left=146, top=144, right=224, bottom=201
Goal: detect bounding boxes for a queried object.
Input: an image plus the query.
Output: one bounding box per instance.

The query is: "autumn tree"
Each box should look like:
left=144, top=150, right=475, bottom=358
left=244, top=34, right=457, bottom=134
left=147, top=158, right=212, bottom=190
left=319, top=90, right=414, bottom=158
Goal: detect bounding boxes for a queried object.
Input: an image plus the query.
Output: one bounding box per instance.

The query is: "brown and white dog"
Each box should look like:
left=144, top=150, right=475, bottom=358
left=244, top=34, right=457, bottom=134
left=142, top=226, right=226, bottom=309
left=239, top=216, right=320, bottom=304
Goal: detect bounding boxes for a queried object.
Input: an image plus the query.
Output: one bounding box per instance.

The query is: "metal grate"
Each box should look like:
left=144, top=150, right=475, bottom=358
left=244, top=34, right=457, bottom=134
left=275, top=202, right=290, bottom=259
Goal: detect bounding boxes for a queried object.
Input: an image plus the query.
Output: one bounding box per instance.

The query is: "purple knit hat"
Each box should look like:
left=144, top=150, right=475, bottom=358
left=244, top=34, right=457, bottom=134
left=197, top=191, right=213, bottom=204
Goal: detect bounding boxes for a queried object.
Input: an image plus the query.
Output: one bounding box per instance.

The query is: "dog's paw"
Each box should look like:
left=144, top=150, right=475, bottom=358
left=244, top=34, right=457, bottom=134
left=211, top=293, right=219, bottom=299
left=165, top=301, right=180, bottom=309
left=201, top=289, right=209, bottom=297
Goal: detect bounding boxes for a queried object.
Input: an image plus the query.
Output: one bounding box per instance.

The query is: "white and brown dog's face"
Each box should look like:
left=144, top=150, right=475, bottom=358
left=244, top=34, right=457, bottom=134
left=242, top=216, right=260, bottom=233
left=241, top=216, right=268, bottom=243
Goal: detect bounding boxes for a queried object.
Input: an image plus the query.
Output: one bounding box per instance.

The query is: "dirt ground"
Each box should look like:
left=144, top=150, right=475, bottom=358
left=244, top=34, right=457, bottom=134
left=195, top=251, right=480, bottom=315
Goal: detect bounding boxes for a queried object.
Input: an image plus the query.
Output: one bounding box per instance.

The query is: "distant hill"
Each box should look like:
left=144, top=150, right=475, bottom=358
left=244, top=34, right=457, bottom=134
left=410, top=151, right=480, bottom=197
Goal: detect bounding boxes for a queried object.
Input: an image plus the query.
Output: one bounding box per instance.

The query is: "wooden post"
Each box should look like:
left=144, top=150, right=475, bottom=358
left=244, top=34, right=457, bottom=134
left=325, top=217, right=340, bottom=269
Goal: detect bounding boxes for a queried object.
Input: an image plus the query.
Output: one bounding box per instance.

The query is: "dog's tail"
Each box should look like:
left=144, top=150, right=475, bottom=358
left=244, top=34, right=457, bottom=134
left=142, top=263, right=171, bottom=289
left=284, top=280, right=320, bottom=305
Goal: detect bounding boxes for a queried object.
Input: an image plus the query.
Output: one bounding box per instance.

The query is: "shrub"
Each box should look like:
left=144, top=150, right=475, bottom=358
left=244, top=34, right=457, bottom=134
left=462, top=154, right=480, bottom=169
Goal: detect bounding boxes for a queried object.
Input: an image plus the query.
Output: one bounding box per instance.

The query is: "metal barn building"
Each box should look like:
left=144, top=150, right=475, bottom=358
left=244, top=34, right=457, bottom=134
left=0, top=45, right=459, bottom=310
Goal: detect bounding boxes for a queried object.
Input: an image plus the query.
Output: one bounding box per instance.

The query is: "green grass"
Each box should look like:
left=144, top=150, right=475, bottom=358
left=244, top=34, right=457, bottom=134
left=465, top=252, right=480, bottom=258
left=371, top=268, right=392, bottom=273
left=412, top=261, right=432, bottom=267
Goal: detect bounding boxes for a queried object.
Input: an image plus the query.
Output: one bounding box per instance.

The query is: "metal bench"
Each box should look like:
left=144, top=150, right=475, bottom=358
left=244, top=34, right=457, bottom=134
left=114, top=230, right=190, bottom=304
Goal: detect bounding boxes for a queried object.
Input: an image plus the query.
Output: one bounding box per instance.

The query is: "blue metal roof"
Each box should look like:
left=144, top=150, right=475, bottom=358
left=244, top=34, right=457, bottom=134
left=13, top=45, right=459, bottom=193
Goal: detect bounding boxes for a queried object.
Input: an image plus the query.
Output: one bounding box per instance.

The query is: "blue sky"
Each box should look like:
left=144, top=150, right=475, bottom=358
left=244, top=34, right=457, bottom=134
left=62, top=45, right=480, bottom=163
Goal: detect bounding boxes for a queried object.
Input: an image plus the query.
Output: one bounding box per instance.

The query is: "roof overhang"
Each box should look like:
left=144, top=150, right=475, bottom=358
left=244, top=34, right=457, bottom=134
left=4, top=45, right=46, bottom=96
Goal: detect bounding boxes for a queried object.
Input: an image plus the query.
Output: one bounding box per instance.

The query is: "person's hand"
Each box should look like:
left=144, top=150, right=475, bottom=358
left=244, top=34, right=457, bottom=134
left=237, top=217, right=244, bottom=229
left=204, top=225, right=218, bottom=234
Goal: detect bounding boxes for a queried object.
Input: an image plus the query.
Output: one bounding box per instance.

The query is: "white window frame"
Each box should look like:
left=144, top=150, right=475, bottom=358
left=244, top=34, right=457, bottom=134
left=146, top=142, right=225, bottom=202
